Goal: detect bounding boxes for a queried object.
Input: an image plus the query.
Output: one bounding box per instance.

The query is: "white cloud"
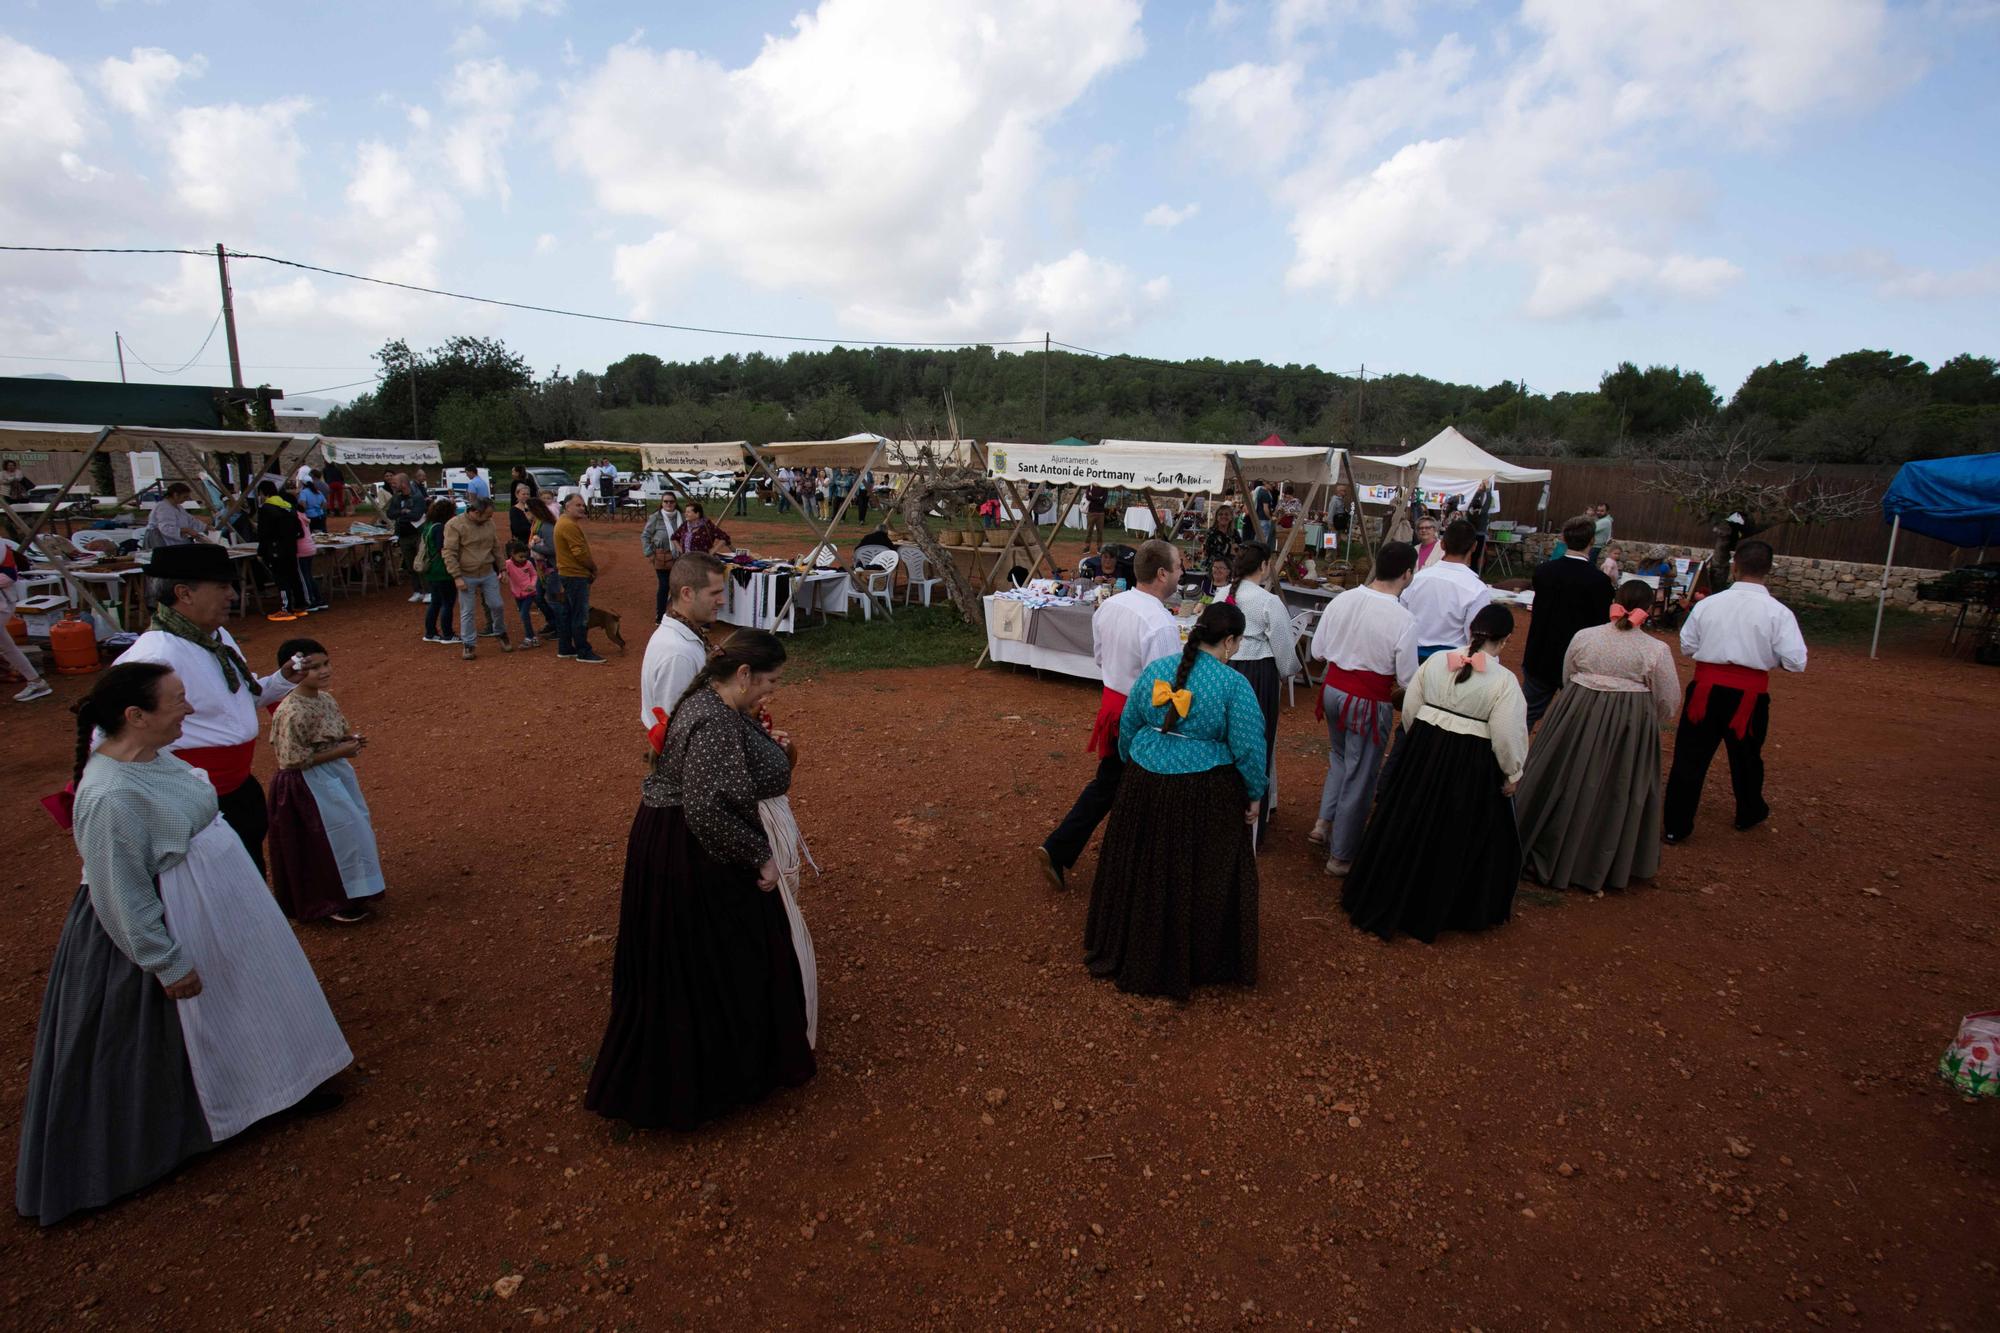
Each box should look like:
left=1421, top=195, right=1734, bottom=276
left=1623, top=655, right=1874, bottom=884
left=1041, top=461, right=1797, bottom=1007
left=555, top=0, right=1149, bottom=339
left=1200, top=1, right=1913, bottom=317
left=1813, top=248, right=2000, bottom=301
left=465, top=0, right=564, bottom=18
left=449, top=25, right=493, bottom=57
left=0, top=36, right=92, bottom=172
left=1010, top=251, right=1166, bottom=337
left=534, top=232, right=558, bottom=254
left=440, top=57, right=537, bottom=202
left=167, top=97, right=312, bottom=216
left=1207, top=0, right=1245, bottom=30
left=1184, top=61, right=1305, bottom=175
left=96, top=47, right=205, bottom=118
left=1143, top=202, right=1199, bottom=228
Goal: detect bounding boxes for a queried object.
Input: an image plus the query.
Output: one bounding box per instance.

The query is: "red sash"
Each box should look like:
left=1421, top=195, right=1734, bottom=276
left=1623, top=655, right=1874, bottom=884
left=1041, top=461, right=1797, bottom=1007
left=174, top=740, right=257, bottom=796
left=1319, top=665, right=1395, bottom=740
left=1687, top=662, right=1769, bottom=740
left=1085, top=688, right=1128, bottom=758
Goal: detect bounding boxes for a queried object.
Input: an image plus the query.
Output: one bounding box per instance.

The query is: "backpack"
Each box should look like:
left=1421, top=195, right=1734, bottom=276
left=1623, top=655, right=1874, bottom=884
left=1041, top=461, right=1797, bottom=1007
left=413, top=522, right=435, bottom=575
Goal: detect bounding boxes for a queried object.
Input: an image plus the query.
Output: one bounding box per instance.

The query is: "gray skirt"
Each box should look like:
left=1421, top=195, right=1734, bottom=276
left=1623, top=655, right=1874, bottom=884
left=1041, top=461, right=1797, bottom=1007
left=15, top=885, right=214, bottom=1227
left=1515, top=686, right=1663, bottom=893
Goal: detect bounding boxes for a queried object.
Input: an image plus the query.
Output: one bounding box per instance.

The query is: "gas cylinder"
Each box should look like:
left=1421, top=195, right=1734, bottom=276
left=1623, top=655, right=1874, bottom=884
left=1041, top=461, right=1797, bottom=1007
left=50, top=617, right=100, bottom=675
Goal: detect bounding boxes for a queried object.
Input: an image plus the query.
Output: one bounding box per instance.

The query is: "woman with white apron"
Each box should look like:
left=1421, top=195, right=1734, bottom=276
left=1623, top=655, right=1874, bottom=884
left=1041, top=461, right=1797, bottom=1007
left=16, top=663, right=352, bottom=1226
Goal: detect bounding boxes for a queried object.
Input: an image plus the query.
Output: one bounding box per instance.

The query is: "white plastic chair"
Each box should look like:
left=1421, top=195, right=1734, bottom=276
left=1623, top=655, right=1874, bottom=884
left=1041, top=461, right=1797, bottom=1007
left=1287, top=609, right=1321, bottom=707
left=897, top=544, right=941, bottom=607
left=860, top=549, right=899, bottom=620
left=799, top=544, right=839, bottom=569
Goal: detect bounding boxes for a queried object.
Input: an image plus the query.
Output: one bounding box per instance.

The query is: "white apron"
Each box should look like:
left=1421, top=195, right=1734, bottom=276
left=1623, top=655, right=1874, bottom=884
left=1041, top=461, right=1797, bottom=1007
left=757, top=796, right=818, bottom=1050
left=158, top=816, right=353, bottom=1139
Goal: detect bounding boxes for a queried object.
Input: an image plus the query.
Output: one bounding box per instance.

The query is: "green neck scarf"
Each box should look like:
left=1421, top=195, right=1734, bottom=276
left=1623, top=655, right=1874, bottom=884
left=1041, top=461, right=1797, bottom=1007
left=151, top=604, right=260, bottom=696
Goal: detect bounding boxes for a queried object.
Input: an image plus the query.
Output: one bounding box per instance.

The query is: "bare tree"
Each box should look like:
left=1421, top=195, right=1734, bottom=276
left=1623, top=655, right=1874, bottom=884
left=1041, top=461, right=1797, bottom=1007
left=893, top=395, right=997, bottom=627
left=1642, top=422, right=1873, bottom=590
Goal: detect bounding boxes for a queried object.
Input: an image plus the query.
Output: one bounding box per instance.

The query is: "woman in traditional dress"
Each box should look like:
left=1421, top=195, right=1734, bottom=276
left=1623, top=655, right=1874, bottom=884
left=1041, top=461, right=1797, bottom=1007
left=17, top=664, right=351, bottom=1226
left=1341, top=604, right=1527, bottom=943
left=266, top=638, right=386, bottom=924
left=1085, top=603, right=1267, bottom=999
left=586, top=631, right=814, bottom=1130
left=1218, top=542, right=1299, bottom=841
left=1515, top=580, right=1680, bottom=894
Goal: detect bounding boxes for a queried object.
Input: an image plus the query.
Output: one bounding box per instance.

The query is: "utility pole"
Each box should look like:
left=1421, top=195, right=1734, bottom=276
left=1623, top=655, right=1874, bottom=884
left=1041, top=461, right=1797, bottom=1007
left=215, top=242, right=243, bottom=389
left=115, top=332, right=127, bottom=383
left=1356, top=362, right=1366, bottom=447
left=1041, top=332, right=1050, bottom=440
left=407, top=351, right=420, bottom=437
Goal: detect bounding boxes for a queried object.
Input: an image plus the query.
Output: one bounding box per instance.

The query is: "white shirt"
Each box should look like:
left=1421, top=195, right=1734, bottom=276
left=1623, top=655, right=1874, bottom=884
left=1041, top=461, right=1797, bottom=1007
left=1680, top=581, right=1807, bottom=673
left=639, top=616, right=707, bottom=731
left=1092, top=587, right=1180, bottom=695
left=1309, top=585, right=1418, bottom=685
left=580, top=466, right=600, bottom=495
left=1402, top=560, right=1490, bottom=649
left=114, top=628, right=295, bottom=751
left=1223, top=579, right=1300, bottom=678
left=293, top=465, right=314, bottom=484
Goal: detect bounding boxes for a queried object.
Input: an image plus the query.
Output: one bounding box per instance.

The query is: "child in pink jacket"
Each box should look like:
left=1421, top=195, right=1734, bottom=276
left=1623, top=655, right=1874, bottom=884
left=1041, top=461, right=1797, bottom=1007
left=504, top=541, right=542, bottom=648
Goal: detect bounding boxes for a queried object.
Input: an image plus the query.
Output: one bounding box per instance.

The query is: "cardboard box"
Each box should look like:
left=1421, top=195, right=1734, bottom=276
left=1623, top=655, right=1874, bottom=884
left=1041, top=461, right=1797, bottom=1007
left=15, top=595, right=66, bottom=638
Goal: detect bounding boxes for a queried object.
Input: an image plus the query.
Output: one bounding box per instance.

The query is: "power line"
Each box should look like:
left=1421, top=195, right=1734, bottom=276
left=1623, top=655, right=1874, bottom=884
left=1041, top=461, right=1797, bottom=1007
left=117, top=308, right=224, bottom=376
left=0, top=352, right=385, bottom=371
left=289, top=375, right=383, bottom=397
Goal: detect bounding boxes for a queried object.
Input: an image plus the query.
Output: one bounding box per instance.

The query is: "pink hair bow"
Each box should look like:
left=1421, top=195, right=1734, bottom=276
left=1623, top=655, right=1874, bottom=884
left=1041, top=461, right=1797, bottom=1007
left=1608, top=606, right=1650, bottom=627
left=1445, top=651, right=1489, bottom=673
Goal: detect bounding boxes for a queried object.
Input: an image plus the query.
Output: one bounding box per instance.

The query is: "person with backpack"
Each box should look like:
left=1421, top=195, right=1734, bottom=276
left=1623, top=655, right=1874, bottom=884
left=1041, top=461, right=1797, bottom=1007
left=415, top=498, right=459, bottom=644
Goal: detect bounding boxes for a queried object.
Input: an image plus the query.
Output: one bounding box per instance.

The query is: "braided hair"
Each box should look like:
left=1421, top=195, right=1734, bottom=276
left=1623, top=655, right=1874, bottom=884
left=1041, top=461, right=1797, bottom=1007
left=1225, top=541, right=1269, bottom=605
left=670, top=628, right=786, bottom=719
left=1162, top=602, right=1246, bottom=733
left=71, top=662, right=174, bottom=785
left=1457, top=604, right=1516, bottom=684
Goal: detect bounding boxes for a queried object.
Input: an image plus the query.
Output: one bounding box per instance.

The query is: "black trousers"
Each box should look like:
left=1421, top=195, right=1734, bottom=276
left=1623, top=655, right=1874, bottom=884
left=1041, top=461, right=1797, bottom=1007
left=1043, top=751, right=1124, bottom=872
left=217, top=774, right=269, bottom=878
left=654, top=568, right=671, bottom=623
left=1523, top=672, right=1560, bottom=728
left=1662, top=684, right=1769, bottom=839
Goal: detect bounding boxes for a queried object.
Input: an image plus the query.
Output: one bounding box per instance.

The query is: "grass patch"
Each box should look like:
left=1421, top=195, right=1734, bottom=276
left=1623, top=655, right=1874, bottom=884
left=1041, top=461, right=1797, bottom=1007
left=1786, top=592, right=1930, bottom=643
left=769, top=604, right=984, bottom=679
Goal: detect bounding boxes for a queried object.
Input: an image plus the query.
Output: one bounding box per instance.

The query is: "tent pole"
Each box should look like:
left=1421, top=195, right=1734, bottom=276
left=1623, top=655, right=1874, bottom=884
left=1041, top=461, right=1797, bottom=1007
left=769, top=442, right=882, bottom=630
left=1869, top=514, right=1900, bottom=661
left=1267, top=480, right=1320, bottom=590
left=7, top=427, right=114, bottom=550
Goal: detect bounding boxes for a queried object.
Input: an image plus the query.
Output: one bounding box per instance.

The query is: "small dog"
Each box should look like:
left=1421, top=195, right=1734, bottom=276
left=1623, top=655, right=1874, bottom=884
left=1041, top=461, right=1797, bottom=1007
left=585, top=605, right=627, bottom=653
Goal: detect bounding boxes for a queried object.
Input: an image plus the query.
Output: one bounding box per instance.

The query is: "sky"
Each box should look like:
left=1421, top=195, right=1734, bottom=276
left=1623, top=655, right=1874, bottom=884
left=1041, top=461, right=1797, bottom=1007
left=0, top=0, right=1996, bottom=410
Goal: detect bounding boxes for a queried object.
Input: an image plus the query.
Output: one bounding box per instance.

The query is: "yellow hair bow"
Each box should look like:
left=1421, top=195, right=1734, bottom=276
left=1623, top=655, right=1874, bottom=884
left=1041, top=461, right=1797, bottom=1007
left=1151, top=679, right=1193, bottom=717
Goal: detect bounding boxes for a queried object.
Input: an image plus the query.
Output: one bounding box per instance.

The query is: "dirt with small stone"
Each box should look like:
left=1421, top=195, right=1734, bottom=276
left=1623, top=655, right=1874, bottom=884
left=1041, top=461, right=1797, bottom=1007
left=0, top=514, right=1994, bottom=1330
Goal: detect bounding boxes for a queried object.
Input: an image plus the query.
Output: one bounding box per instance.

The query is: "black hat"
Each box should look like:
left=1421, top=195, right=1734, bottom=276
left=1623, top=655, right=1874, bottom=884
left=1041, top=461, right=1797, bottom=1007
left=148, top=542, right=237, bottom=586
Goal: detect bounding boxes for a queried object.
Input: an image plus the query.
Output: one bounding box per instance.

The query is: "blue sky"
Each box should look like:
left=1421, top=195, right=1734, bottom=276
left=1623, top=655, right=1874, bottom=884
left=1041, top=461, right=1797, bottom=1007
left=1, top=0, right=1995, bottom=410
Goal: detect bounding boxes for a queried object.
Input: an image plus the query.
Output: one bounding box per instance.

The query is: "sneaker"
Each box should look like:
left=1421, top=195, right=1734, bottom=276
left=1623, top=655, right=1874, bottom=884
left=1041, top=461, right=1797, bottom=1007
left=310, top=603, right=331, bottom=612
left=499, top=636, right=514, bottom=654
left=422, top=593, right=432, bottom=603
left=328, top=906, right=372, bottom=925
left=408, top=592, right=425, bottom=603
left=267, top=611, right=300, bottom=622
left=479, top=627, right=503, bottom=638
left=556, top=650, right=576, bottom=660
left=14, top=679, right=52, bottom=702
left=574, top=652, right=607, bottom=664
left=520, top=636, right=541, bottom=648
left=1324, top=857, right=1353, bottom=876
left=1033, top=846, right=1065, bottom=892
left=461, top=647, right=476, bottom=661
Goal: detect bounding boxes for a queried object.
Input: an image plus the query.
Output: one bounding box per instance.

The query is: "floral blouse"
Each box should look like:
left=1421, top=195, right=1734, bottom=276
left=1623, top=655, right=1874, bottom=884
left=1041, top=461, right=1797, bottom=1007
left=646, top=685, right=791, bottom=867
left=271, top=690, right=351, bottom=770
left=677, top=519, right=732, bottom=555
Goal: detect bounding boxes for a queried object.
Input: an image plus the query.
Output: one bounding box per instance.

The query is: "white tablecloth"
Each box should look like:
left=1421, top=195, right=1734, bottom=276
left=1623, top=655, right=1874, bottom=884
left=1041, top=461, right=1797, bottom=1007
left=721, top=567, right=854, bottom=633
left=981, top=595, right=1100, bottom=681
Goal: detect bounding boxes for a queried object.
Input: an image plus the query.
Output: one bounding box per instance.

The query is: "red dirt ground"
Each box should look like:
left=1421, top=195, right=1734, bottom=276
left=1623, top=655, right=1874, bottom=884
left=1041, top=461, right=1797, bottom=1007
left=0, top=514, right=1995, bottom=1331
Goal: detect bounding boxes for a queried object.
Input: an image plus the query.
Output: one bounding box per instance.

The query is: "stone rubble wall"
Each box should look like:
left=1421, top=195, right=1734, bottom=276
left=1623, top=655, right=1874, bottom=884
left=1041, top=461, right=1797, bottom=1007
left=1517, top=534, right=1957, bottom=615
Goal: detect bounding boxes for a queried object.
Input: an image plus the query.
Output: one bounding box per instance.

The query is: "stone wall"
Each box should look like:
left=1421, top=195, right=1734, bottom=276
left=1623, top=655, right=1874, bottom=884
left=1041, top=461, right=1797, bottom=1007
left=1517, top=534, right=1955, bottom=614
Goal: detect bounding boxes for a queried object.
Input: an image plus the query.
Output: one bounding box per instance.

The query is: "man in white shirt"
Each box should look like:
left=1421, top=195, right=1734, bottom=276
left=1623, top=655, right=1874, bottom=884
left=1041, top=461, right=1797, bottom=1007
left=117, top=543, right=302, bottom=873
left=1401, top=519, right=1489, bottom=662
left=1663, top=540, right=1806, bottom=843
left=1308, top=541, right=1420, bottom=874
left=1037, top=538, right=1183, bottom=890
left=580, top=462, right=601, bottom=504
left=639, top=553, right=726, bottom=748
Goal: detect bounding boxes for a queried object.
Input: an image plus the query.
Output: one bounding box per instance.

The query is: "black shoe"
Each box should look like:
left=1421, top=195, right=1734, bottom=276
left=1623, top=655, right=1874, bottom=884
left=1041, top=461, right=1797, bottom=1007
left=1663, top=833, right=1684, bottom=846
left=1734, top=811, right=1769, bottom=832
left=575, top=652, right=607, bottom=664
left=293, top=1089, right=344, bottom=1117
left=1034, top=846, right=1065, bottom=891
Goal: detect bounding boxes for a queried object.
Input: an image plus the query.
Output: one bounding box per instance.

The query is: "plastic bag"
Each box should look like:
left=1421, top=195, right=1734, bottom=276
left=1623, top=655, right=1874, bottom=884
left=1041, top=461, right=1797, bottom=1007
left=1938, top=1010, right=2000, bottom=1097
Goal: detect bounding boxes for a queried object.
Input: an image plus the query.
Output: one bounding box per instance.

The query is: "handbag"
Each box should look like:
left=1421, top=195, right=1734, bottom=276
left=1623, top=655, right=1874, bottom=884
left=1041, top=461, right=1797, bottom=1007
left=1939, top=1010, right=2000, bottom=1097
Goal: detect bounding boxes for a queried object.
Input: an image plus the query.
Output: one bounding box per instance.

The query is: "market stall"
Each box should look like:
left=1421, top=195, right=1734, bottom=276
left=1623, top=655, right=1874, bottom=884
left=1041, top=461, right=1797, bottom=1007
left=980, top=590, right=1100, bottom=680
left=1356, top=426, right=1551, bottom=564
left=1871, top=453, right=2000, bottom=662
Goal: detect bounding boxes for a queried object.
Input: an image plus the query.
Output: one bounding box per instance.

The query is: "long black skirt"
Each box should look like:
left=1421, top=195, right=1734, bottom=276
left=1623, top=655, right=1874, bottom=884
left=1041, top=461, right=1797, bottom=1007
left=1084, top=764, right=1258, bottom=999
left=16, top=885, right=214, bottom=1226
left=1341, top=721, right=1520, bottom=943
left=585, top=803, right=814, bottom=1131
left=1230, top=656, right=1281, bottom=832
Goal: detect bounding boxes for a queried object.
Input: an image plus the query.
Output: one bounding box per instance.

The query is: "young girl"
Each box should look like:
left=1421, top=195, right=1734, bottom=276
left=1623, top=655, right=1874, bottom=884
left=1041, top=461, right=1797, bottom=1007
left=504, top=541, right=542, bottom=648
left=419, top=497, right=459, bottom=643
left=295, top=502, right=326, bottom=613
left=266, top=639, right=385, bottom=925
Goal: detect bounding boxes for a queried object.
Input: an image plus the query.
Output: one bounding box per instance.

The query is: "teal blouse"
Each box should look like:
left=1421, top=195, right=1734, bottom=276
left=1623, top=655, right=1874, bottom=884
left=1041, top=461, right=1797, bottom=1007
left=1117, top=650, right=1269, bottom=801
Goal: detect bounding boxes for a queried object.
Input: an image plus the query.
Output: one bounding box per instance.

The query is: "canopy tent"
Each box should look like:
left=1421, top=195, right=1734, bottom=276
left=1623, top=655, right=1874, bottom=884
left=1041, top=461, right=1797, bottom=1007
left=1253, top=432, right=1290, bottom=448
left=0, top=420, right=312, bottom=456
left=312, top=437, right=441, bottom=467
left=989, top=438, right=1340, bottom=494
left=1870, top=453, right=2000, bottom=659
left=762, top=434, right=978, bottom=473
left=1359, top=426, right=1551, bottom=484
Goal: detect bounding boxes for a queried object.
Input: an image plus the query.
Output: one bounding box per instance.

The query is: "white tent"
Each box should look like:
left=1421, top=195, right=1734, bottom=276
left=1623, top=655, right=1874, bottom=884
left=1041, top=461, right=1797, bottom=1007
left=1359, top=426, right=1550, bottom=484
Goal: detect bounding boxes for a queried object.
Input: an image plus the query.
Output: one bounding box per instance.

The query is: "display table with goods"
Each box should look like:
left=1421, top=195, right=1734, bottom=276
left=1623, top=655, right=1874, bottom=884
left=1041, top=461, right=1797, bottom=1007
left=982, top=582, right=1206, bottom=682
left=717, top=555, right=860, bottom=634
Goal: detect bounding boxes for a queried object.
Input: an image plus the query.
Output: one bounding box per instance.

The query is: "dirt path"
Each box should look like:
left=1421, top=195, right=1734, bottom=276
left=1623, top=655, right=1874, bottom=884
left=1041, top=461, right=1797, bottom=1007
left=0, top=515, right=1994, bottom=1330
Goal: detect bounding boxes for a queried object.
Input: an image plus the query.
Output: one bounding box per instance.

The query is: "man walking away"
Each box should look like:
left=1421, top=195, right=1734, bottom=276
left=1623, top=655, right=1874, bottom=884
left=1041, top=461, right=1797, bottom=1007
left=1308, top=541, right=1419, bottom=875
left=1036, top=539, right=1183, bottom=890
left=554, top=494, right=606, bottom=664
left=1521, top=515, right=1614, bottom=726
left=1662, top=540, right=1805, bottom=843
left=443, top=497, right=513, bottom=661
left=1401, top=520, right=1489, bottom=663
left=1084, top=484, right=1108, bottom=551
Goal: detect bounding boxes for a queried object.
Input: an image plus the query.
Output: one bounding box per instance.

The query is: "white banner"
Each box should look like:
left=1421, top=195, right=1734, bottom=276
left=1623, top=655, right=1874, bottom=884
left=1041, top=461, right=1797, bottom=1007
left=636, top=442, right=747, bottom=471
left=319, top=438, right=443, bottom=466
left=987, top=441, right=1225, bottom=493
left=1360, top=475, right=1496, bottom=513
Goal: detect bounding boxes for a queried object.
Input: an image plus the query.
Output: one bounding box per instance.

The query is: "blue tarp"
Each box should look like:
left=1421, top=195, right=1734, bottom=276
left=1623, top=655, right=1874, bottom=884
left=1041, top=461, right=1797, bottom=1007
left=1881, top=453, right=2000, bottom=548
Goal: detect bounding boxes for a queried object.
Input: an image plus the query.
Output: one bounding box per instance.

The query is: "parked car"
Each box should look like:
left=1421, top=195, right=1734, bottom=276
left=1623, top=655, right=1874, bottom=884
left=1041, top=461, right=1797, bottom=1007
left=526, top=466, right=572, bottom=497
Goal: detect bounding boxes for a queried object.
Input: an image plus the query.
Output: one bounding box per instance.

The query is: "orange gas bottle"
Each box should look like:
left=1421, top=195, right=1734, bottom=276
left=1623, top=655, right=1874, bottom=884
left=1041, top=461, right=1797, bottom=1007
left=50, top=617, right=100, bottom=675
